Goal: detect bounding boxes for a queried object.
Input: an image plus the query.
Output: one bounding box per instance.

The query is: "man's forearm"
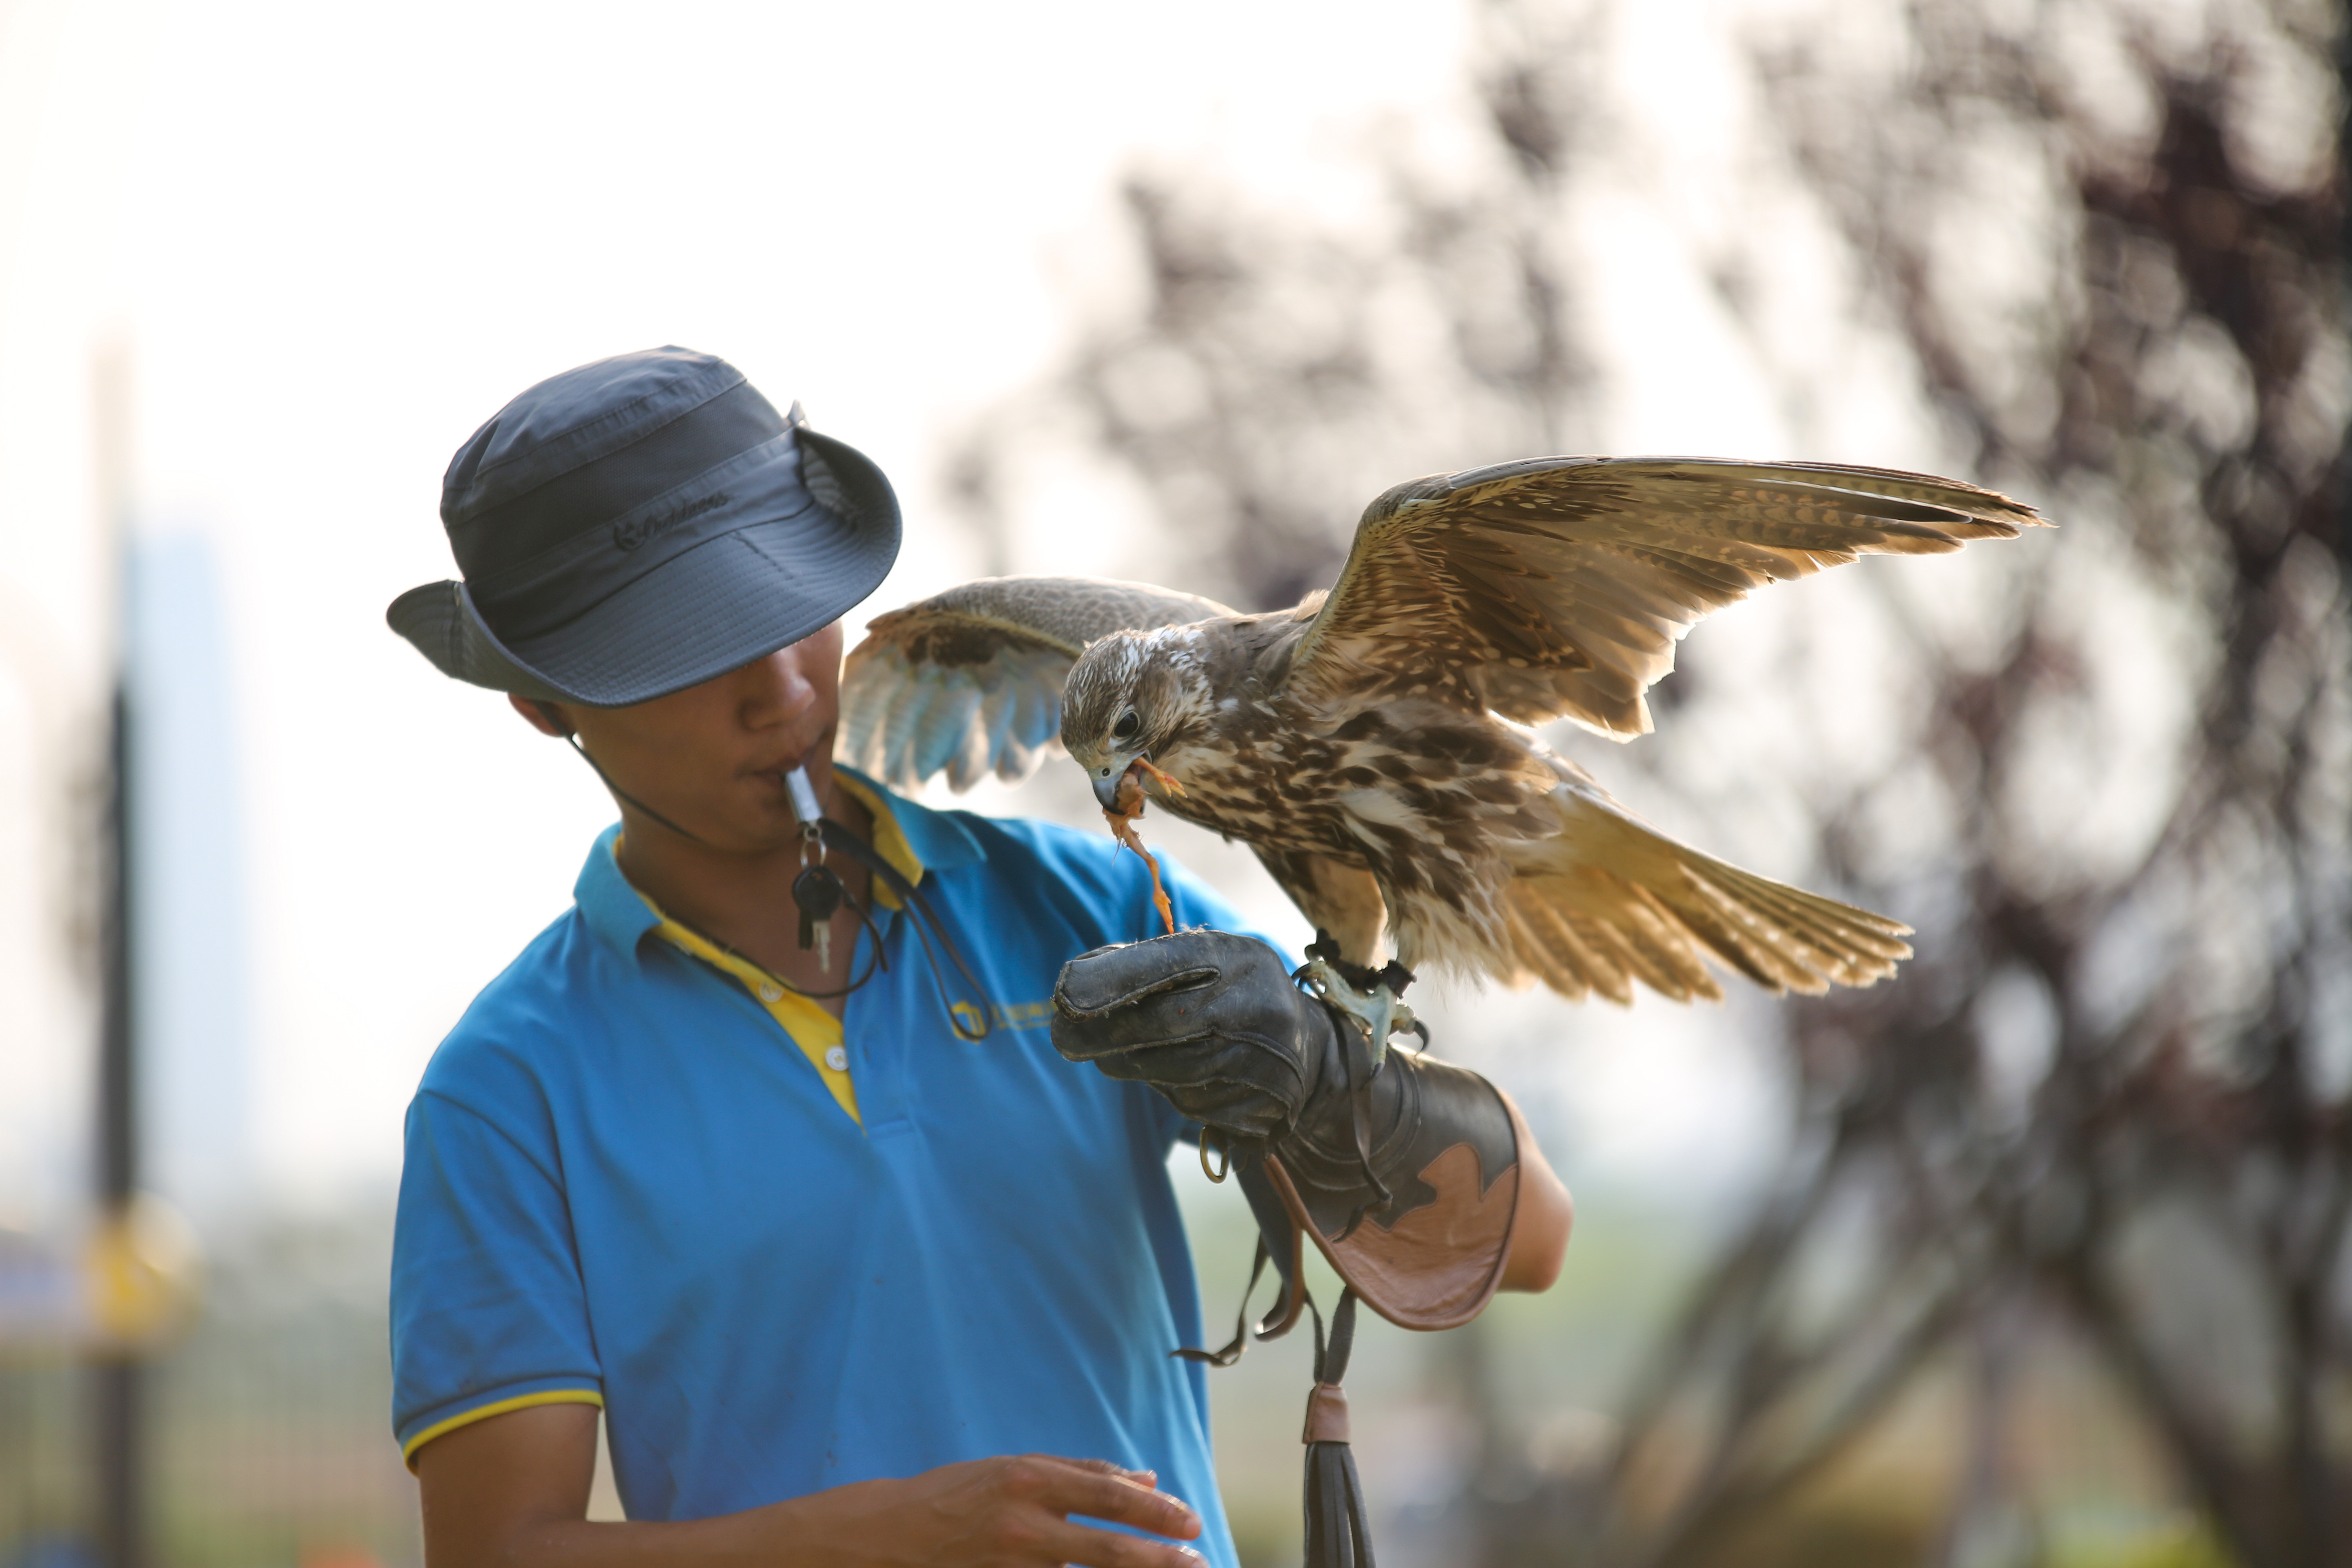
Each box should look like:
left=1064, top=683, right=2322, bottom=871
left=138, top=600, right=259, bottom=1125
left=416, top=1404, right=1206, bottom=1568
left=441, top=1481, right=927, bottom=1568
left=417, top=1403, right=753, bottom=1568
left=1497, top=1102, right=1573, bottom=1292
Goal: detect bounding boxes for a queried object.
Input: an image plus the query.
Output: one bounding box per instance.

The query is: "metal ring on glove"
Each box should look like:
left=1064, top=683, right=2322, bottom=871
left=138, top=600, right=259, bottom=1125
left=1200, top=1128, right=1232, bottom=1184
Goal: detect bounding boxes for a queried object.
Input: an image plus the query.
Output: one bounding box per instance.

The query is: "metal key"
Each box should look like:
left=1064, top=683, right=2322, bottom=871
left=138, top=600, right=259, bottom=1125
left=793, top=864, right=846, bottom=973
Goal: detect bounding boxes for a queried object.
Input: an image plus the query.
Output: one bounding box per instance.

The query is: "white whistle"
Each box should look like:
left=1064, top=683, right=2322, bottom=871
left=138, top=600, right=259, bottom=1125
left=784, top=766, right=824, bottom=826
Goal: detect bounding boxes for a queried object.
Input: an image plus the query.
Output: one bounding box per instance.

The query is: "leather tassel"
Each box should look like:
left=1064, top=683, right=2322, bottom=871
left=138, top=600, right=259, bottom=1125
left=1301, top=1288, right=1376, bottom=1568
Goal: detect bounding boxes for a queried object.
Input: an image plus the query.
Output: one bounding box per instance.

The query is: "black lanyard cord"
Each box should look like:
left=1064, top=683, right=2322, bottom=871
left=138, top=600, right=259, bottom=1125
left=661, top=897, right=889, bottom=1001
left=535, top=704, right=993, bottom=1037
left=817, top=820, right=995, bottom=1040
left=542, top=712, right=717, bottom=850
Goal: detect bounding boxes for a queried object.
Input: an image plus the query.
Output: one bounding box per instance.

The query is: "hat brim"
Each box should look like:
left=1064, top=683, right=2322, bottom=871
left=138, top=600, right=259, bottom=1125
left=388, top=427, right=900, bottom=707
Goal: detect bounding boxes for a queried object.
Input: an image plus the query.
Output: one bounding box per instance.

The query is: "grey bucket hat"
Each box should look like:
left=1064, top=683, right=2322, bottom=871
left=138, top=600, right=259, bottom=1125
left=387, top=346, right=900, bottom=707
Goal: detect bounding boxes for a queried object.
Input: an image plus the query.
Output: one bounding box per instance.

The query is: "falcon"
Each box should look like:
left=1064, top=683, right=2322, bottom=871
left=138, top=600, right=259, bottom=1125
left=840, top=456, right=2041, bottom=1007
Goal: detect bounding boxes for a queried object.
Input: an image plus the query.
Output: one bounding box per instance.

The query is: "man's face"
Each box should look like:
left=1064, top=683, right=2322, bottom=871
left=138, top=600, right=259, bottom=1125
left=514, top=622, right=846, bottom=854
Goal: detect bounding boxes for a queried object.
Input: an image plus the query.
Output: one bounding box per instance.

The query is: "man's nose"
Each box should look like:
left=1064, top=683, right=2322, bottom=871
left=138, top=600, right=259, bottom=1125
left=735, top=647, right=820, bottom=727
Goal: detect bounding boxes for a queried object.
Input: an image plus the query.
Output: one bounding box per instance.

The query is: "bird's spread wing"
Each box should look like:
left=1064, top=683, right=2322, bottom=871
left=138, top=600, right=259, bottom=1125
left=839, top=576, right=1234, bottom=793
left=1288, top=457, right=2043, bottom=737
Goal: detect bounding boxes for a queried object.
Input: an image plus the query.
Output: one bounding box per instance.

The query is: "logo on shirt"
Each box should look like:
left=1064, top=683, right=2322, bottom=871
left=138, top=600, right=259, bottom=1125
left=953, top=999, right=1055, bottom=1036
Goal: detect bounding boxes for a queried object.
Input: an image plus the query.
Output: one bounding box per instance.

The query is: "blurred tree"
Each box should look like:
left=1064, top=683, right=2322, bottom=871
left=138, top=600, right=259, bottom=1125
left=948, top=0, right=2348, bottom=1564
left=949, top=0, right=1607, bottom=613
left=1599, top=4, right=2350, bottom=1566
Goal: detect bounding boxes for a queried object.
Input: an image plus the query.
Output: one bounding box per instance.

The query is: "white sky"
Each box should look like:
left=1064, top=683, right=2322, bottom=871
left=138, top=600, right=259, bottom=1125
left=0, top=0, right=1906, bottom=1219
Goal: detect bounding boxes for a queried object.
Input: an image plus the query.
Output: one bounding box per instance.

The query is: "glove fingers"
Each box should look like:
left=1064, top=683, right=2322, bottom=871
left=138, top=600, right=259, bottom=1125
left=1051, top=929, right=1325, bottom=1142
left=1054, top=938, right=1226, bottom=1020
left=1056, top=930, right=1290, bottom=1008
left=1056, top=1033, right=1312, bottom=1140
left=1165, top=1085, right=1293, bottom=1141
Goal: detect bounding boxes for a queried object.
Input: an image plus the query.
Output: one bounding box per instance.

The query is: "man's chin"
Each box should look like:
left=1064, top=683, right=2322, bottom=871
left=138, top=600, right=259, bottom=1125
left=621, top=801, right=802, bottom=860
left=712, top=805, right=809, bottom=858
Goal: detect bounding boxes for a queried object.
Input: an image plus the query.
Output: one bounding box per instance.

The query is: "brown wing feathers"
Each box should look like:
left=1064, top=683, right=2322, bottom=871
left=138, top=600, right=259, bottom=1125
left=1298, top=458, right=2044, bottom=737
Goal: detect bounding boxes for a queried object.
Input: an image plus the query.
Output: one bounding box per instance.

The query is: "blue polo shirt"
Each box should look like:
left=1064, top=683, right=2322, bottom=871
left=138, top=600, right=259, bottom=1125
left=390, top=775, right=1269, bottom=1565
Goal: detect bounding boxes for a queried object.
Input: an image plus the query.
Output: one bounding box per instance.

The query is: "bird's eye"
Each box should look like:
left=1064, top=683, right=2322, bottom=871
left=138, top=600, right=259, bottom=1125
left=1113, top=710, right=1141, bottom=742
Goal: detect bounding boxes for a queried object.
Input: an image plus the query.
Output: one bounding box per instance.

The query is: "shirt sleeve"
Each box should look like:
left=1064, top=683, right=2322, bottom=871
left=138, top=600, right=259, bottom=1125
left=390, top=1089, right=604, bottom=1468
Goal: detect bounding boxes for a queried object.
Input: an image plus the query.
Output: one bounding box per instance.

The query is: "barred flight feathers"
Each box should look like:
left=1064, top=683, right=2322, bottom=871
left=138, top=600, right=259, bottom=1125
left=1500, top=786, right=1914, bottom=1005
left=1292, top=457, right=2044, bottom=738
left=839, top=576, right=1233, bottom=793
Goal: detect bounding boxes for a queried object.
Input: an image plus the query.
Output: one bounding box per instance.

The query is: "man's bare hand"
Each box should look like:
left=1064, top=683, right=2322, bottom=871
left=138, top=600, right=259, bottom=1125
left=797, top=1453, right=1205, bottom=1566
left=418, top=1403, right=1205, bottom=1568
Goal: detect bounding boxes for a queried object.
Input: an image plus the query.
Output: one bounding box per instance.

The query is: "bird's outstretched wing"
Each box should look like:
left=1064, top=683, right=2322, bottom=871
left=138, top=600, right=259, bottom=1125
left=1288, top=458, right=2043, bottom=737
left=840, top=576, right=1234, bottom=793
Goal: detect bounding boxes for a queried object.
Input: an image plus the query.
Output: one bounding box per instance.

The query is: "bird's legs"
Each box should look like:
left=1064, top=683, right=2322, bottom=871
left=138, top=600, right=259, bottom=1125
left=1294, top=930, right=1424, bottom=1072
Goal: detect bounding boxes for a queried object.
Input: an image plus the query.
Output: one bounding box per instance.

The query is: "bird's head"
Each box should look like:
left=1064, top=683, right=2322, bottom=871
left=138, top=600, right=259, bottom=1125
left=1061, top=631, right=1197, bottom=810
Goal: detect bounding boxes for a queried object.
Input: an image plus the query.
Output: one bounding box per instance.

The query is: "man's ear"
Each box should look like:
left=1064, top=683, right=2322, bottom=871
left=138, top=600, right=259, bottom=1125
left=510, top=694, right=572, bottom=738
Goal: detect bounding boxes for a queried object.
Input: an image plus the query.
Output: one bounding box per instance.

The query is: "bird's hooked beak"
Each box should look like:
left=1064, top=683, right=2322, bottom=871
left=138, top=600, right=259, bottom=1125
left=1091, top=753, right=1145, bottom=811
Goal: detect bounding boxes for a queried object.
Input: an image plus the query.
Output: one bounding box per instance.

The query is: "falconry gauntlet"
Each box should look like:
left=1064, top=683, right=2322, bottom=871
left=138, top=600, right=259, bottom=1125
left=1052, top=931, right=1528, bottom=1332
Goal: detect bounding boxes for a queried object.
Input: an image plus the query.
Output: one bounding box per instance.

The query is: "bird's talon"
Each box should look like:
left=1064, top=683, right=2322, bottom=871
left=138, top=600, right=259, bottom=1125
left=1131, top=757, right=1189, bottom=798
left=1296, top=953, right=1421, bottom=1072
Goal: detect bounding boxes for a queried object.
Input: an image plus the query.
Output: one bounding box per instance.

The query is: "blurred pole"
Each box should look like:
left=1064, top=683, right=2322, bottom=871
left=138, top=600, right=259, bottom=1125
left=92, top=343, right=147, bottom=1568
left=95, top=688, right=145, bottom=1568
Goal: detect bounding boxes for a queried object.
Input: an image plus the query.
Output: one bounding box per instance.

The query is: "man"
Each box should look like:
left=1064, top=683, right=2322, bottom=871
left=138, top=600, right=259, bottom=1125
left=386, top=347, right=1572, bottom=1568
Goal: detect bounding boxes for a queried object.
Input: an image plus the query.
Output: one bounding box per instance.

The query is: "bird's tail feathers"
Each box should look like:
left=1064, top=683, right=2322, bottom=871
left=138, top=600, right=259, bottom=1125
left=1503, top=791, right=1912, bottom=1005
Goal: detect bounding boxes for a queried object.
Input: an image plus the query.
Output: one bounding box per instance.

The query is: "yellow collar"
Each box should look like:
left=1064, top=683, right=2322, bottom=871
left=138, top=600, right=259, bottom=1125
left=831, top=770, right=922, bottom=907
left=612, top=775, right=926, bottom=1126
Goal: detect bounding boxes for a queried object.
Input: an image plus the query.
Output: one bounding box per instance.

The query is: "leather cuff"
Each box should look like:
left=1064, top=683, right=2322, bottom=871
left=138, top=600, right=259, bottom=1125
left=1258, top=1044, right=1527, bottom=1332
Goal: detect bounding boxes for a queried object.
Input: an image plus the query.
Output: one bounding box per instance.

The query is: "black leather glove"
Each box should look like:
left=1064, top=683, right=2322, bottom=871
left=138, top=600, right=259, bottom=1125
left=1050, top=930, right=1336, bottom=1143
left=1053, top=931, right=1525, bottom=1332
